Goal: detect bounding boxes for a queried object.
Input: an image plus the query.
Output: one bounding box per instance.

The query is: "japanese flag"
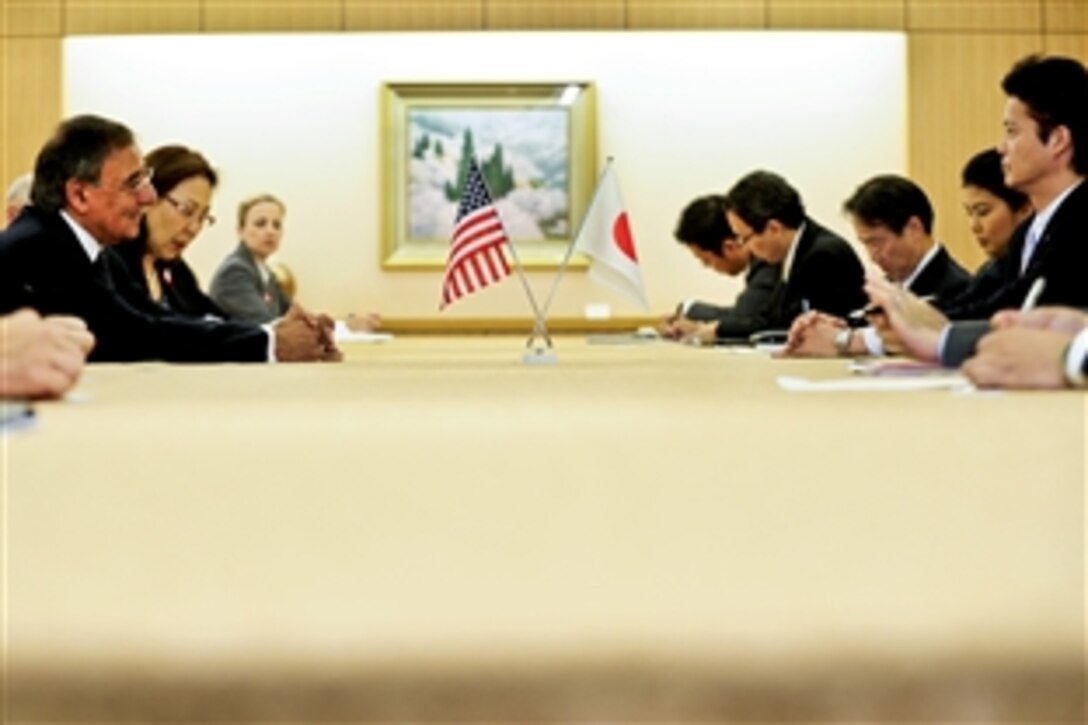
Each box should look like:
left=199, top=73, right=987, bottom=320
left=572, top=164, right=649, bottom=310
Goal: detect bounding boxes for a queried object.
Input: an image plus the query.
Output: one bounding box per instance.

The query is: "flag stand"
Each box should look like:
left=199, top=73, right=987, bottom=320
left=504, top=234, right=558, bottom=365
left=527, top=159, right=615, bottom=355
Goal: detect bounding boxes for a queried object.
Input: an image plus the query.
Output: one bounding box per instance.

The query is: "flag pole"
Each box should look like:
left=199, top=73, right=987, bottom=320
left=534, top=157, right=614, bottom=336
left=475, top=169, right=554, bottom=352
left=500, top=218, right=554, bottom=351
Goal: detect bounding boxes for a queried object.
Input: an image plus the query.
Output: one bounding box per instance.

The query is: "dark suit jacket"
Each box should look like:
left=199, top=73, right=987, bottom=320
left=942, top=180, right=1088, bottom=321
left=940, top=180, right=1088, bottom=366
left=684, top=259, right=781, bottom=338
left=0, top=208, right=269, bottom=363
left=937, top=254, right=1006, bottom=314
left=754, top=218, right=867, bottom=331
left=100, top=235, right=226, bottom=320
left=209, top=243, right=292, bottom=324
left=907, top=245, right=971, bottom=305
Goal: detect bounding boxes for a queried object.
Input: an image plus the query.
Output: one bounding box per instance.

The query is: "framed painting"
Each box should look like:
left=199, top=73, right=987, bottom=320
left=380, top=82, right=597, bottom=268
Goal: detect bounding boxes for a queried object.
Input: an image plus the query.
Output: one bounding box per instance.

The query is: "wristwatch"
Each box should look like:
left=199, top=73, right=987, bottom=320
left=834, top=328, right=854, bottom=355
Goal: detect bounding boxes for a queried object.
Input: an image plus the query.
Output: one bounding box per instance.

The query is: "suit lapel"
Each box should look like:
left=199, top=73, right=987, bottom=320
left=1023, top=182, right=1085, bottom=278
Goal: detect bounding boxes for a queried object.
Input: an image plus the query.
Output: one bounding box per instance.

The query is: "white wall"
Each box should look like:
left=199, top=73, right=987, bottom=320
left=64, top=31, right=905, bottom=320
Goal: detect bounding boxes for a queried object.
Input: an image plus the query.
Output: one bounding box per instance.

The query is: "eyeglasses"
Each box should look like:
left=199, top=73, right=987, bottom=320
left=163, top=194, right=217, bottom=228
left=120, top=166, right=154, bottom=193
left=89, top=165, right=155, bottom=195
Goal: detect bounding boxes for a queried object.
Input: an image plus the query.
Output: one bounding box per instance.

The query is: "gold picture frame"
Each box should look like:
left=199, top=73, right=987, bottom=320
left=380, top=82, right=597, bottom=269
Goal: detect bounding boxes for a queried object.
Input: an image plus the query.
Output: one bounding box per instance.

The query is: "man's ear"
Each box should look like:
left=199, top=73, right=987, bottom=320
left=64, top=178, right=90, bottom=214
left=1047, top=124, right=1073, bottom=159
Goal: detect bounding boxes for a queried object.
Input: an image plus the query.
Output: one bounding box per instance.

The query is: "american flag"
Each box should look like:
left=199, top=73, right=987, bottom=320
left=440, top=158, right=512, bottom=309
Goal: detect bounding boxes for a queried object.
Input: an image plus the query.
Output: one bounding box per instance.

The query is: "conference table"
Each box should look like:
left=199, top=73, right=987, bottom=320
left=3, top=337, right=1084, bottom=721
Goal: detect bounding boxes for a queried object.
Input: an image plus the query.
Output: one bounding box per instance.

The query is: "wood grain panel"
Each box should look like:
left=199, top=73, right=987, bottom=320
left=908, top=32, right=1043, bottom=271
left=627, top=0, right=765, bottom=29
left=1044, top=0, right=1088, bottom=32
left=344, top=1, right=483, bottom=30
left=1, top=38, right=60, bottom=198
left=769, top=0, right=904, bottom=30
left=2, top=0, right=62, bottom=36
left=203, top=0, right=342, bottom=32
left=1043, top=33, right=1088, bottom=61
left=65, top=0, right=201, bottom=34
left=486, top=0, right=625, bottom=29
left=0, top=36, right=6, bottom=193
left=908, top=0, right=1042, bottom=32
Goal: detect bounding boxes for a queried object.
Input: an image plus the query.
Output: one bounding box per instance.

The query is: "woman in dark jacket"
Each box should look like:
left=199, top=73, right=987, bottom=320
left=99, top=145, right=224, bottom=320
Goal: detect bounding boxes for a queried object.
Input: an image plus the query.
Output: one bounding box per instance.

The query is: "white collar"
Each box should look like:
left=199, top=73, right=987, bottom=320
left=59, top=209, right=104, bottom=262
left=781, top=222, right=805, bottom=282
left=1027, top=179, right=1082, bottom=247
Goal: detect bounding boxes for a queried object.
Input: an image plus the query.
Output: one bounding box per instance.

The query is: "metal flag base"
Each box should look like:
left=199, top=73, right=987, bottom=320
left=522, top=316, right=557, bottom=365
left=522, top=346, right=558, bottom=365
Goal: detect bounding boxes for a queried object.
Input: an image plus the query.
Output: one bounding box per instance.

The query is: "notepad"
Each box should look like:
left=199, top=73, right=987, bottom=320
left=333, top=321, right=394, bottom=344
left=777, top=375, right=971, bottom=392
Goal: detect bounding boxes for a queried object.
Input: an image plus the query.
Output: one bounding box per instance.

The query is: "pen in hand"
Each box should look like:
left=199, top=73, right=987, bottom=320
left=849, top=294, right=936, bottom=322
left=1020, top=277, right=1046, bottom=312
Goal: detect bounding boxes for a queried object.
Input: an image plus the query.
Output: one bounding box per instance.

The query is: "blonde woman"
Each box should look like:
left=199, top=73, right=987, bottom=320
left=210, top=194, right=291, bottom=323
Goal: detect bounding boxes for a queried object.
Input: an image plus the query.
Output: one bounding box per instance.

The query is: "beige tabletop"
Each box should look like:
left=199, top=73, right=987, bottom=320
left=2, top=337, right=1085, bottom=721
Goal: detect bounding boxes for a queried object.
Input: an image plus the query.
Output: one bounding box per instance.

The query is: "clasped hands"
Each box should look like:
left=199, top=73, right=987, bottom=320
left=273, top=304, right=342, bottom=362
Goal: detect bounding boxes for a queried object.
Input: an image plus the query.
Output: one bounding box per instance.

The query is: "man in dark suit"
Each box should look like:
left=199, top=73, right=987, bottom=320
left=658, top=194, right=781, bottom=343
left=0, top=115, right=338, bottom=363
left=785, top=175, right=971, bottom=357
left=863, top=55, right=1088, bottom=369
left=722, top=170, right=866, bottom=334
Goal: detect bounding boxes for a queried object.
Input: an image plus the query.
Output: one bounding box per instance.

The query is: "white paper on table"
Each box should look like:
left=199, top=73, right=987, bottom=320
left=777, top=374, right=972, bottom=393
left=333, top=320, right=394, bottom=344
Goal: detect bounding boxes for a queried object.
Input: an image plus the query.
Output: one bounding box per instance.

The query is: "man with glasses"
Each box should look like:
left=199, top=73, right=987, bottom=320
left=723, top=170, right=866, bottom=334
left=783, top=174, right=972, bottom=357
left=0, top=114, right=338, bottom=363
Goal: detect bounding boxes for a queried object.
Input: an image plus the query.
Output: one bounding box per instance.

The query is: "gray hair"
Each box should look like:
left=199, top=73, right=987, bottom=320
left=5, top=172, right=32, bottom=209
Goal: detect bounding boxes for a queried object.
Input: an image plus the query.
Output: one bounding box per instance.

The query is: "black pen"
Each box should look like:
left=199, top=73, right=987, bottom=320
left=848, top=294, right=936, bottom=321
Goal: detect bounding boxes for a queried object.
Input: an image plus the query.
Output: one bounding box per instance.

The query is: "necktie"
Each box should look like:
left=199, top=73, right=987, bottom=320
left=1021, top=225, right=1041, bottom=274
left=92, top=254, right=115, bottom=290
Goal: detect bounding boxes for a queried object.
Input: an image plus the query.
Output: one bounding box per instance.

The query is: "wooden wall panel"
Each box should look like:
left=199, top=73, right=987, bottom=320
left=1, top=38, right=60, bottom=197
left=1044, top=0, right=1088, bottom=32
left=627, top=0, right=765, bottom=29
left=1044, top=33, right=1088, bottom=60
left=486, top=0, right=625, bottom=29
left=2, top=0, right=62, bottom=37
left=344, top=1, right=483, bottom=31
left=203, top=0, right=342, bottom=32
left=908, top=32, right=1043, bottom=271
left=4, top=0, right=1079, bottom=283
left=65, top=0, right=201, bottom=34
left=908, top=0, right=1041, bottom=32
left=0, top=36, right=6, bottom=193
left=769, top=0, right=904, bottom=30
